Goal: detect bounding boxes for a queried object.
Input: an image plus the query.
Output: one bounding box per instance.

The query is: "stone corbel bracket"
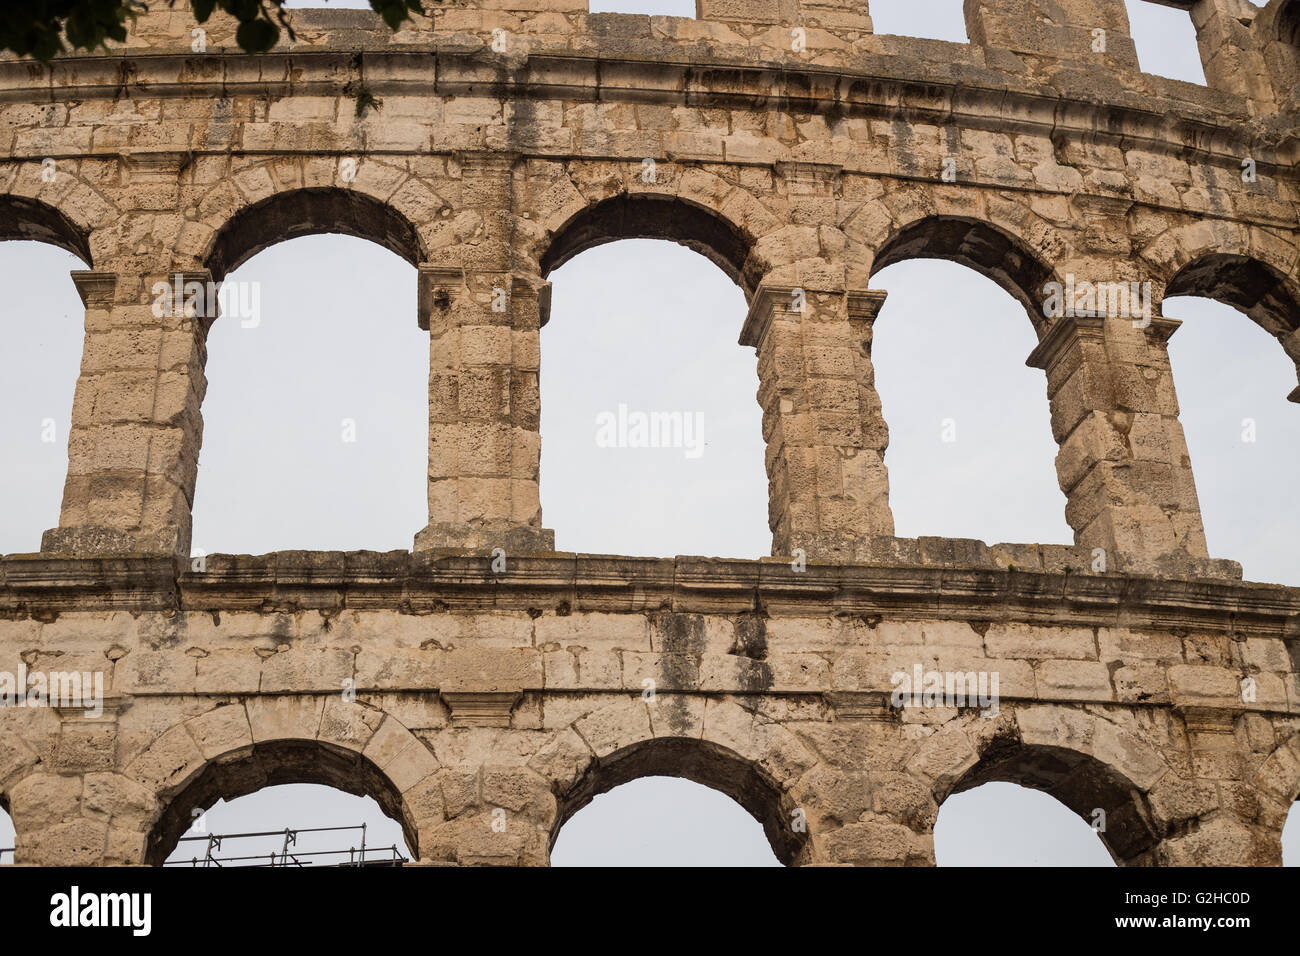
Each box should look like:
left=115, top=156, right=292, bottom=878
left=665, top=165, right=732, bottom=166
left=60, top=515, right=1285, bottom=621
left=1025, top=313, right=1106, bottom=374
left=740, top=283, right=887, bottom=349
left=70, top=270, right=118, bottom=309
left=824, top=690, right=894, bottom=721
left=1173, top=704, right=1243, bottom=737
left=417, top=264, right=466, bottom=331
left=54, top=694, right=132, bottom=724
left=440, top=690, right=521, bottom=728
left=166, top=268, right=219, bottom=333
left=120, top=149, right=193, bottom=183
left=510, top=274, right=552, bottom=328
left=776, top=161, right=843, bottom=197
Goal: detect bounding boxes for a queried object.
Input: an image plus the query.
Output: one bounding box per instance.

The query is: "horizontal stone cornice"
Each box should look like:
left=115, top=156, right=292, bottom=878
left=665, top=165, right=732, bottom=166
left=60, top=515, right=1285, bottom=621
left=0, top=551, right=1297, bottom=637
left=0, top=49, right=1294, bottom=176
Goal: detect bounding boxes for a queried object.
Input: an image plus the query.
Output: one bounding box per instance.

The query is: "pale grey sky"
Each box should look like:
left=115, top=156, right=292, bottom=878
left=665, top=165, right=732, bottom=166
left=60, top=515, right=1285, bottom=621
left=0, top=0, right=1294, bottom=867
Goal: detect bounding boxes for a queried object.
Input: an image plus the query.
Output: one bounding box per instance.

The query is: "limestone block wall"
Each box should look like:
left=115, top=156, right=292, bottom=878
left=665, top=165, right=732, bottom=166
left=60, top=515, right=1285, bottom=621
left=0, top=0, right=1296, bottom=866
left=0, top=0, right=1292, bottom=567
left=1, top=553, right=1299, bottom=866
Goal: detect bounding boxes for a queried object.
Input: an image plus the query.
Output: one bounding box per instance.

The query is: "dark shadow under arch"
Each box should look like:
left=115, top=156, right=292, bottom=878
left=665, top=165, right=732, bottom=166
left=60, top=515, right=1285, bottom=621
left=205, top=188, right=427, bottom=281
left=1166, top=253, right=1300, bottom=338
left=540, top=194, right=755, bottom=296
left=870, top=216, right=1057, bottom=332
left=948, top=739, right=1158, bottom=865
left=552, top=737, right=805, bottom=866
left=0, top=195, right=91, bottom=265
left=1278, top=0, right=1300, bottom=46
left=144, top=739, right=415, bottom=866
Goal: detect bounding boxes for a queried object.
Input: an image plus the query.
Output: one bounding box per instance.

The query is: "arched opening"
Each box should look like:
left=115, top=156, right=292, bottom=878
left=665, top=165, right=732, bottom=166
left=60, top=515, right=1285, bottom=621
left=190, top=231, right=426, bottom=554
left=869, top=219, right=1070, bottom=544
left=146, top=739, right=415, bottom=866
left=541, top=194, right=756, bottom=295
left=936, top=782, right=1115, bottom=865
left=1165, top=254, right=1300, bottom=341
left=938, top=741, right=1157, bottom=865
left=870, top=217, right=1057, bottom=335
left=164, top=784, right=410, bottom=867
left=204, top=187, right=426, bottom=282
left=1163, top=255, right=1300, bottom=584
left=0, top=195, right=91, bottom=553
left=539, top=197, right=767, bottom=557
left=552, top=777, right=781, bottom=866
left=0, top=195, right=92, bottom=264
left=551, top=738, right=804, bottom=866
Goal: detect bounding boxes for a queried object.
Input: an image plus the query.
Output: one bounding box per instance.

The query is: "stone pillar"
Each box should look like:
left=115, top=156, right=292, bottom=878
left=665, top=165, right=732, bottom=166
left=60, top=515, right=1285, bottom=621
left=1189, top=0, right=1277, bottom=107
left=415, top=151, right=553, bottom=553
left=1260, top=0, right=1300, bottom=114
left=414, top=266, right=552, bottom=552
left=8, top=697, right=152, bottom=866
left=42, top=267, right=208, bottom=557
left=1156, top=706, right=1276, bottom=866
left=964, top=0, right=1140, bottom=71
left=1028, top=310, right=1208, bottom=568
left=740, top=283, right=893, bottom=561
left=414, top=755, right=554, bottom=866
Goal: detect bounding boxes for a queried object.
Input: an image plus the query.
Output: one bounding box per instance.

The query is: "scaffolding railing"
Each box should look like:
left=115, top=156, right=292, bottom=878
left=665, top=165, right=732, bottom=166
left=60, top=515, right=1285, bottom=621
left=165, top=823, right=407, bottom=868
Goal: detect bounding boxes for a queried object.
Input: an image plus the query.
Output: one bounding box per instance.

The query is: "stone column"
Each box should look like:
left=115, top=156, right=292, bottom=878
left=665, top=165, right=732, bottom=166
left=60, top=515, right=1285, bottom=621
left=42, top=267, right=208, bottom=557
left=414, top=266, right=552, bottom=553
left=8, top=697, right=151, bottom=866
left=1188, top=0, right=1278, bottom=107
left=1156, top=706, right=1279, bottom=866
left=964, top=0, right=1140, bottom=72
left=413, top=155, right=553, bottom=553
left=740, top=282, right=893, bottom=561
left=1261, top=0, right=1300, bottom=115
left=1028, top=310, right=1209, bottom=569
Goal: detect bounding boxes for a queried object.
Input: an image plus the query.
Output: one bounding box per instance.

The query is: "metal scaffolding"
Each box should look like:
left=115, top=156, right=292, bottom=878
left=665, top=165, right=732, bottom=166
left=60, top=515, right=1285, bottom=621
left=165, top=823, right=407, bottom=868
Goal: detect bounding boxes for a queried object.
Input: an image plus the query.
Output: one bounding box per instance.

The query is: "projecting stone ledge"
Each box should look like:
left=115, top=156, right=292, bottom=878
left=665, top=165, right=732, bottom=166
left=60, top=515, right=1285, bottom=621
left=40, top=525, right=186, bottom=557
left=413, top=522, right=555, bottom=554
left=0, top=545, right=1285, bottom=625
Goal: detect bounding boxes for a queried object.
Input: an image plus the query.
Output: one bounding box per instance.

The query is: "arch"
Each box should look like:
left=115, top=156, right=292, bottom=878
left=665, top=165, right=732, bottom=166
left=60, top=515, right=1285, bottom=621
left=204, top=187, right=428, bottom=282
left=0, top=195, right=91, bottom=265
left=539, top=193, right=756, bottom=296
left=551, top=736, right=807, bottom=866
left=1165, top=253, right=1300, bottom=339
left=916, top=708, right=1167, bottom=865
left=142, top=738, right=416, bottom=866
left=125, top=701, right=434, bottom=866
left=947, top=740, right=1157, bottom=864
left=1253, top=730, right=1300, bottom=807
left=936, top=780, right=1116, bottom=865
left=869, top=216, right=1058, bottom=332
left=1249, top=730, right=1300, bottom=865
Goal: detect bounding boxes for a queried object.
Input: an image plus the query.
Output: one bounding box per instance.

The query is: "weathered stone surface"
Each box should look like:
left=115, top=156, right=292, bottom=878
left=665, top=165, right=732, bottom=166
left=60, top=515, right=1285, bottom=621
left=0, top=0, right=1298, bottom=867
